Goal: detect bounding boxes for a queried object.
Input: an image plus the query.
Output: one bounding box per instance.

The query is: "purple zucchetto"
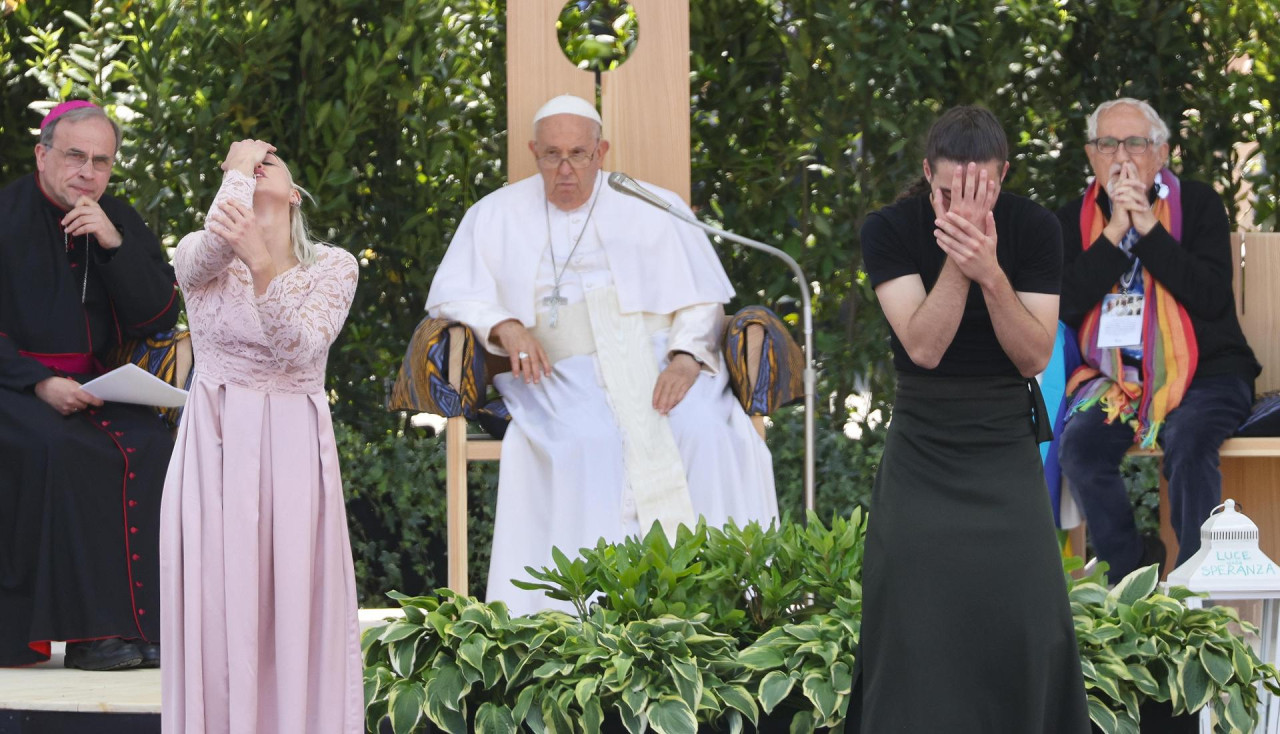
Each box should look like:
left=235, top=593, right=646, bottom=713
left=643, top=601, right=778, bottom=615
left=40, top=100, right=101, bottom=130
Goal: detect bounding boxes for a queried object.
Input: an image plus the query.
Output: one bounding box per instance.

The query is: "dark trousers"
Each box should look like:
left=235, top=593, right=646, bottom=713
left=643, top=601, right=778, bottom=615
left=1058, top=374, right=1254, bottom=582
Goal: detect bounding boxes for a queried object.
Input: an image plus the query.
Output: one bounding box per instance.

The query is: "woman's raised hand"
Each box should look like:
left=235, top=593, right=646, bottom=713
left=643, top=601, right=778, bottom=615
left=207, top=197, right=271, bottom=272
left=221, top=139, right=276, bottom=176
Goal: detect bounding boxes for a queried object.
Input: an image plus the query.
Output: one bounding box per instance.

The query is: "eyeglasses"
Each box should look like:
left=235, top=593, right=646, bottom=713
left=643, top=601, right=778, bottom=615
left=1087, top=136, right=1156, bottom=155
left=535, top=146, right=598, bottom=170
left=47, top=145, right=115, bottom=173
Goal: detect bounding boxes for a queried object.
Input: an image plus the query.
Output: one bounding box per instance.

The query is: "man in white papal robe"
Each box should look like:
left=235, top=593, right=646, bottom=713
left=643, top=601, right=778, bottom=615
left=426, top=94, right=778, bottom=616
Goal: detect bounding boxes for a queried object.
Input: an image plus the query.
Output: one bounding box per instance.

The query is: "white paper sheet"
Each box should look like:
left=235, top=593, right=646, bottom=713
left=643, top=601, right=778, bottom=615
left=81, top=363, right=188, bottom=408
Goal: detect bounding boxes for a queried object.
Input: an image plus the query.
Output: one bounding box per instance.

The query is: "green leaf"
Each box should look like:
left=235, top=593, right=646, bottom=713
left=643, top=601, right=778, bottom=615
left=388, top=634, right=422, bottom=679
left=582, top=696, right=605, bottom=734
left=380, top=621, right=423, bottom=644
left=1199, top=644, right=1234, bottom=687
left=614, top=698, right=645, bottom=734
left=1087, top=695, right=1119, bottom=734
left=802, top=673, right=839, bottom=718
left=788, top=708, right=817, bottom=733
left=1233, top=643, right=1256, bottom=682
left=388, top=680, right=425, bottom=734
left=512, top=685, right=537, bottom=724
left=474, top=702, right=516, bottom=734
left=574, top=677, right=600, bottom=709
left=1107, top=565, right=1159, bottom=608
left=1125, top=664, right=1160, bottom=697
left=738, top=645, right=786, bottom=670
left=759, top=670, right=795, bottom=714
left=648, top=695, right=697, bottom=734
left=1223, top=683, right=1255, bottom=732
left=1177, top=650, right=1214, bottom=713
left=427, top=665, right=466, bottom=711
left=719, top=684, right=759, bottom=725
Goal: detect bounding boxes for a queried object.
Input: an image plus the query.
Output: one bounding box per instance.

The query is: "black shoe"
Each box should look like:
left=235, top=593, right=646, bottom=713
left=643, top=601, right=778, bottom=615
left=64, top=638, right=143, bottom=671
left=130, top=641, right=160, bottom=669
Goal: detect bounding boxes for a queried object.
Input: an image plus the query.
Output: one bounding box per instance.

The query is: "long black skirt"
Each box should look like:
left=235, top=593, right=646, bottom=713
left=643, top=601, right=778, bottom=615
left=854, top=374, right=1090, bottom=733
left=0, top=387, right=170, bottom=665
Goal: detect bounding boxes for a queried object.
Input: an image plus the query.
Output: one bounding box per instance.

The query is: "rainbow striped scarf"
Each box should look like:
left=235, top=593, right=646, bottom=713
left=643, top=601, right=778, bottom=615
left=1064, top=168, right=1198, bottom=448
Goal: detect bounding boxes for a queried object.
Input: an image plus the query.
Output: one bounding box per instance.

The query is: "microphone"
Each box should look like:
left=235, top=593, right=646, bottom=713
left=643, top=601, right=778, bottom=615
left=605, top=170, right=818, bottom=513
left=607, top=172, right=675, bottom=213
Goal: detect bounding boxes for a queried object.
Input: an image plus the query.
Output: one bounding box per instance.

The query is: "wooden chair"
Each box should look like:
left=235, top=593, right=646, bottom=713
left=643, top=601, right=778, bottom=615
left=390, top=310, right=799, bottom=596
left=386, top=1, right=806, bottom=596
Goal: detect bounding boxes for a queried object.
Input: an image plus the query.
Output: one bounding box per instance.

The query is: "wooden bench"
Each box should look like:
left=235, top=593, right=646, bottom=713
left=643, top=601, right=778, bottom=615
left=1067, top=232, right=1280, bottom=569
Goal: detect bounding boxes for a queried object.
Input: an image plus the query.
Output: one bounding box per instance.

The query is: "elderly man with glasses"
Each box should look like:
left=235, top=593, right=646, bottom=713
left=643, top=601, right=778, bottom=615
left=0, top=101, right=178, bottom=670
left=1054, top=97, right=1259, bottom=583
left=426, top=94, right=778, bottom=616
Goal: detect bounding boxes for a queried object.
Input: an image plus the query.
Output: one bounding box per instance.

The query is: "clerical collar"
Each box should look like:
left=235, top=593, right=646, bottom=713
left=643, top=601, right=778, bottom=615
left=33, top=173, right=73, bottom=213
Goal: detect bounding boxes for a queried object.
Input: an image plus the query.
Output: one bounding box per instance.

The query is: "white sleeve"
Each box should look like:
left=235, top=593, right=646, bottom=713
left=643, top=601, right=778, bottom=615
left=666, top=302, right=725, bottom=375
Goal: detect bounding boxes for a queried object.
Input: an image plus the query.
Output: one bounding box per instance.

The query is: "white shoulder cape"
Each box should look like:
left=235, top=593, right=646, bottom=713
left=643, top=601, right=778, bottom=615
left=425, top=173, right=734, bottom=324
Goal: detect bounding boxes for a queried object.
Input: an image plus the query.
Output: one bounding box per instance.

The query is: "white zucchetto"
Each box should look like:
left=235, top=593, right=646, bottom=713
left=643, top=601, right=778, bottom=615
left=532, top=94, right=603, bottom=126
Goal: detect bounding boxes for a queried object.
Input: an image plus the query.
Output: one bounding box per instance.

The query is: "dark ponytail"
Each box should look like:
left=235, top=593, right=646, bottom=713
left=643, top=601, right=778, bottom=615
left=897, top=105, right=1008, bottom=201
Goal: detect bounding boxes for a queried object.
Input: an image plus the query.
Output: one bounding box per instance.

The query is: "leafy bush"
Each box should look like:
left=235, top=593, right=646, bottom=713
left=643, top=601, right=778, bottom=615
left=364, top=516, right=1280, bottom=734
left=364, top=514, right=866, bottom=733
left=1067, top=558, right=1280, bottom=734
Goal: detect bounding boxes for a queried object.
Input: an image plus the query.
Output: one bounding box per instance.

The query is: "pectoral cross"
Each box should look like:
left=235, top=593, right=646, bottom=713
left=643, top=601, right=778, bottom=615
left=542, top=287, right=568, bottom=328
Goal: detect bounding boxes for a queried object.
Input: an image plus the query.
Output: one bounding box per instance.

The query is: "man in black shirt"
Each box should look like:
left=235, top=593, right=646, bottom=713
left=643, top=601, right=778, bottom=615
left=856, top=106, right=1088, bottom=733
left=1055, top=98, right=1259, bottom=582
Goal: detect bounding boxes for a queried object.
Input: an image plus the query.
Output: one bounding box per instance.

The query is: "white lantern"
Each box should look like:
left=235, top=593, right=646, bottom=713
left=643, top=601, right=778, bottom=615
left=1165, top=499, right=1280, bottom=733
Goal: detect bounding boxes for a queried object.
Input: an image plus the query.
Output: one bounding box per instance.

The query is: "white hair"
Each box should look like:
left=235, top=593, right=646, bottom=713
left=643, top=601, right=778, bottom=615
left=1086, top=98, right=1170, bottom=144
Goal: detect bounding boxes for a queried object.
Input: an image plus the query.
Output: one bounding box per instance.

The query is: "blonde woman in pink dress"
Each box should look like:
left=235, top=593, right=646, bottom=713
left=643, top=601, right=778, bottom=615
left=160, top=139, right=361, bottom=733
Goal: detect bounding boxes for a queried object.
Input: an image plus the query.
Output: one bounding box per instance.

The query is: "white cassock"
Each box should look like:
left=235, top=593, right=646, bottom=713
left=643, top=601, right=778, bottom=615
left=426, top=172, right=778, bottom=616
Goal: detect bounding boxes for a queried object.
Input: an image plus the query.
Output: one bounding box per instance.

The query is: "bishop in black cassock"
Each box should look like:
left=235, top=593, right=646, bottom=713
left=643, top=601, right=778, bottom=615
left=0, top=102, right=179, bottom=669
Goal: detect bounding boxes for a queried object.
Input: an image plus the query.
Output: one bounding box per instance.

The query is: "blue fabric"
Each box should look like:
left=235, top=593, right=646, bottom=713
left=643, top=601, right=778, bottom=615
left=1041, top=322, right=1081, bottom=527
left=1236, top=393, right=1280, bottom=437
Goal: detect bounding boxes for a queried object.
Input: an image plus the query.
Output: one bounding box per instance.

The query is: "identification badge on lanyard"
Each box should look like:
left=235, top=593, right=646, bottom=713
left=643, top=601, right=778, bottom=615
left=1098, top=292, right=1144, bottom=348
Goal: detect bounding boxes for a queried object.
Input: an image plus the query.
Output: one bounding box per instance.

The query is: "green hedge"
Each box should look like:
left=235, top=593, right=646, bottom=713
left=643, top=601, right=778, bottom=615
left=3, top=0, right=1277, bottom=601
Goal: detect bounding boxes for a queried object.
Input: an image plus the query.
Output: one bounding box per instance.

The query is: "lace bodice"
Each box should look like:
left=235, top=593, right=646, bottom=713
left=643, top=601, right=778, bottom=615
left=175, top=171, right=358, bottom=394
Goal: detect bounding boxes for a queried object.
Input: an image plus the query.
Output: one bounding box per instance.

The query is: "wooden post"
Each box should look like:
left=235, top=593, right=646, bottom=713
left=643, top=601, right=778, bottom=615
left=599, top=0, right=691, bottom=203
left=445, top=326, right=469, bottom=594
left=506, top=1, right=596, bottom=184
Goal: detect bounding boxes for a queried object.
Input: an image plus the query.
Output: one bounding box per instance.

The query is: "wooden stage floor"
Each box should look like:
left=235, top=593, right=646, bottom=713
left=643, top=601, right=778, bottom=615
left=0, top=609, right=402, bottom=734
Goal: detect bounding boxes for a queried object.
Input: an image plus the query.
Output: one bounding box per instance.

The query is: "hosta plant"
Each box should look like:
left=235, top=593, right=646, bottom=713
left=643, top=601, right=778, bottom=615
left=362, top=514, right=867, bottom=733
left=1068, top=559, right=1280, bottom=734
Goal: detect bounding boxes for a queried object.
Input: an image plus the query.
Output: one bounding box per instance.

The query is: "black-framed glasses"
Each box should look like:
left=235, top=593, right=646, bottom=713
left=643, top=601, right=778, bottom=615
left=47, top=145, right=115, bottom=173
left=535, top=146, right=598, bottom=170
left=1087, top=136, right=1155, bottom=155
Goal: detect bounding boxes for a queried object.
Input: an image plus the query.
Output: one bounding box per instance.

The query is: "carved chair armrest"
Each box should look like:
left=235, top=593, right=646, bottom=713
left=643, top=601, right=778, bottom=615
left=722, top=306, right=805, bottom=416
left=388, top=317, right=490, bottom=418
left=105, top=328, right=194, bottom=427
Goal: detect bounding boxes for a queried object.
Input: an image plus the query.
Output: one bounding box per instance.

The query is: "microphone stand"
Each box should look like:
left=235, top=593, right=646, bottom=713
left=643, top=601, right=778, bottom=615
left=608, top=173, right=816, bottom=513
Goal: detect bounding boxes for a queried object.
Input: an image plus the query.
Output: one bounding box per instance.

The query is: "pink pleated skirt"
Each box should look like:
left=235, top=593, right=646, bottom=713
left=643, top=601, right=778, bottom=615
left=160, top=376, right=362, bottom=734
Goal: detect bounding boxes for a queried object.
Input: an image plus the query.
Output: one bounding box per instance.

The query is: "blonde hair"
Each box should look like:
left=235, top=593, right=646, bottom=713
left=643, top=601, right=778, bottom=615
left=288, top=183, right=320, bottom=266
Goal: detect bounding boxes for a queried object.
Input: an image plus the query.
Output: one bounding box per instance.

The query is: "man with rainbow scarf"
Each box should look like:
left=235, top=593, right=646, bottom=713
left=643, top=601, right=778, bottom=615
left=1055, top=98, right=1259, bottom=583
